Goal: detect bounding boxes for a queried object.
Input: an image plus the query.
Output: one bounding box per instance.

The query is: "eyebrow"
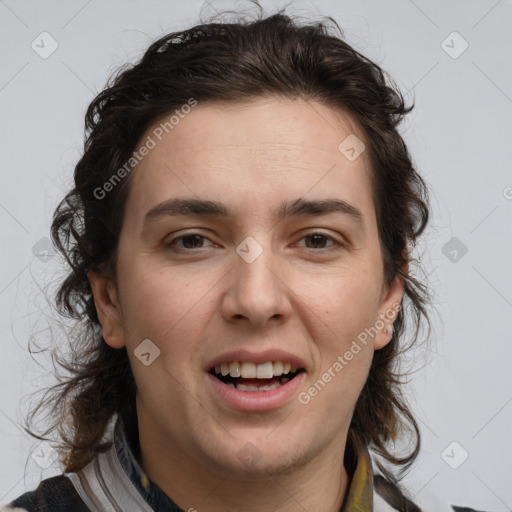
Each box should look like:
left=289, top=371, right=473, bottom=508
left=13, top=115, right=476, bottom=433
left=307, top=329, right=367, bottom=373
left=143, top=197, right=365, bottom=227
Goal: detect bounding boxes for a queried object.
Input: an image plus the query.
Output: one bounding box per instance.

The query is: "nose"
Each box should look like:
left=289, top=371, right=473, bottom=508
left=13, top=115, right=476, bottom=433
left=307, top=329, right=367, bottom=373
left=220, top=240, right=292, bottom=329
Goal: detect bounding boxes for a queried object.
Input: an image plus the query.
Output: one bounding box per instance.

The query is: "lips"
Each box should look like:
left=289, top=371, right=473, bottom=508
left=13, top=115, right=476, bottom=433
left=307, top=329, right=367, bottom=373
left=206, top=370, right=306, bottom=411
left=205, top=348, right=307, bottom=410
left=210, top=362, right=303, bottom=391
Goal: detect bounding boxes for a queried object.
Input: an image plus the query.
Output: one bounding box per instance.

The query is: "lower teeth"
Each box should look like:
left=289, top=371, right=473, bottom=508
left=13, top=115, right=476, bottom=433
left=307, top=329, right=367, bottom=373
left=226, top=377, right=291, bottom=392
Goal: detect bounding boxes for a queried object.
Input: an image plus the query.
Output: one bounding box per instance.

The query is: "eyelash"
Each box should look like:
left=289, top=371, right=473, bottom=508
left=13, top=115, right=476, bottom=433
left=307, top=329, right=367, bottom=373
left=165, top=232, right=344, bottom=252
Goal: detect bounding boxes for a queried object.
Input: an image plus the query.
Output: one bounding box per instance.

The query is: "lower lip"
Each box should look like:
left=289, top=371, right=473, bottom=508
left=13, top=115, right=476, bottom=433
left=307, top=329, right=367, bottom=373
left=206, top=372, right=306, bottom=412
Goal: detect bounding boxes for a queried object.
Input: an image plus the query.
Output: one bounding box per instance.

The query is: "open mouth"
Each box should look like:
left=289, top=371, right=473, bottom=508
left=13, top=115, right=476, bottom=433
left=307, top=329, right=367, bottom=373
left=209, top=362, right=306, bottom=392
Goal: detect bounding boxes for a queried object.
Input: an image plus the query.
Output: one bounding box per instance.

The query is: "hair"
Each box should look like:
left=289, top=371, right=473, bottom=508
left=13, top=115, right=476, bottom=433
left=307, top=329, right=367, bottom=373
left=24, top=4, right=431, bottom=509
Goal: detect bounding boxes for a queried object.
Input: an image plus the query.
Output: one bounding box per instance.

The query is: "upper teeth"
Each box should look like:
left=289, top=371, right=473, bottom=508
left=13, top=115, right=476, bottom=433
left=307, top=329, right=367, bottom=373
left=214, top=361, right=298, bottom=379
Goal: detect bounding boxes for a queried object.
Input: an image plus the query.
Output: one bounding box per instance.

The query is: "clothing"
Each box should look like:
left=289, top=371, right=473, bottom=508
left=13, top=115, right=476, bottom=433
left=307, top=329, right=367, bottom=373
left=4, top=406, right=482, bottom=512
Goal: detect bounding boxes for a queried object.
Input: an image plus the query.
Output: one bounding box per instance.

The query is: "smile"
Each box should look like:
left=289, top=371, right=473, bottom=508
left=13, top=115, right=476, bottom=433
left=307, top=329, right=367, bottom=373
left=209, top=361, right=304, bottom=391
left=210, top=360, right=304, bottom=392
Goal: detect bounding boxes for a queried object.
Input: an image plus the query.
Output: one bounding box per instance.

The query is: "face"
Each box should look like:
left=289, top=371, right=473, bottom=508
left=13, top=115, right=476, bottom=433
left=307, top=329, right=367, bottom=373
left=90, top=96, right=403, bottom=478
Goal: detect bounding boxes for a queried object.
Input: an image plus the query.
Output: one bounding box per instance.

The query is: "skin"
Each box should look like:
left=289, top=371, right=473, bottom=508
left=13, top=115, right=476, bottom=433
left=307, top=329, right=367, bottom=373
left=89, top=96, right=405, bottom=512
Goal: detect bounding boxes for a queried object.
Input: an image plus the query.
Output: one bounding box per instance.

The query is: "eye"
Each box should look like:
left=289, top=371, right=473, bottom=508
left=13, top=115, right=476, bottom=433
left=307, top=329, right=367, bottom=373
left=296, top=233, right=342, bottom=249
left=166, top=233, right=214, bottom=250
left=164, top=231, right=343, bottom=252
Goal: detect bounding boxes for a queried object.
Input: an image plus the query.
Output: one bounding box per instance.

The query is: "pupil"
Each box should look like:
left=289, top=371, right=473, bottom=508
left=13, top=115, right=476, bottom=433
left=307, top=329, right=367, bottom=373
left=307, top=234, right=326, bottom=248
left=183, top=235, right=203, bottom=249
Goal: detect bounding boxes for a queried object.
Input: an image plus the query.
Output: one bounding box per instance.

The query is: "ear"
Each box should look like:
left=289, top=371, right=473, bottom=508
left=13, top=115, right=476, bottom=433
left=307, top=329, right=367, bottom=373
left=88, top=271, right=125, bottom=349
left=373, top=265, right=407, bottom=350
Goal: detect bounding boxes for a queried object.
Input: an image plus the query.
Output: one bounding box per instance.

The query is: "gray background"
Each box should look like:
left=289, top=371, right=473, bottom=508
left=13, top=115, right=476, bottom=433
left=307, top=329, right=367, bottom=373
left=1, top=0, right=511, bottom=509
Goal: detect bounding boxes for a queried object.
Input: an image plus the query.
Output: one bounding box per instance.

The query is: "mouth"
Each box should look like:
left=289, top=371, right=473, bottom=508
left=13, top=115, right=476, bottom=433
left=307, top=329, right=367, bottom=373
left=208, top=361, right=306, bottom=392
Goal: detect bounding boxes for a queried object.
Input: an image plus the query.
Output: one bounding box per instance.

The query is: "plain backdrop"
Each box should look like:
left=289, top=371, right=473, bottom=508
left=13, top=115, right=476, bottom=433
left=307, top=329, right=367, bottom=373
left=0, top=0, right=511, bottom=509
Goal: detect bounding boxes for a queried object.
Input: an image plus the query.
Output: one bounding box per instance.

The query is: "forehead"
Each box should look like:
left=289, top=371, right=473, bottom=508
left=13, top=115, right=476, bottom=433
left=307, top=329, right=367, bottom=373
left=124, top=97, right=376, bottom=226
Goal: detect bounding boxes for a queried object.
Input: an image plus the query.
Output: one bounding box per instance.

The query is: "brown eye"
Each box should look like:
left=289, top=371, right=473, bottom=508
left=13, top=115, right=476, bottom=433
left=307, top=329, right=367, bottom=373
left=305, top=234, right=329, bottom=248
left=298, top=233, right=341, bottom=249
left=167, top=234, right=213, bottom=250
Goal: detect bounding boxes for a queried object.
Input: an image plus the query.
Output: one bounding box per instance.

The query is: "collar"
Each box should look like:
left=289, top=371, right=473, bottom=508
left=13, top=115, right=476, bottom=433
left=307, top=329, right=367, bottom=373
left=340, top=432, right=374, bottom=511
left=67, top=405, right=376, bottom=512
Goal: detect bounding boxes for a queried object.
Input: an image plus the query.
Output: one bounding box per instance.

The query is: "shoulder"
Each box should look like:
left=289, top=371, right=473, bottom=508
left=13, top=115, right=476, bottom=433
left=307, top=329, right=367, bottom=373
left=4, top=475, right=89, bottom=512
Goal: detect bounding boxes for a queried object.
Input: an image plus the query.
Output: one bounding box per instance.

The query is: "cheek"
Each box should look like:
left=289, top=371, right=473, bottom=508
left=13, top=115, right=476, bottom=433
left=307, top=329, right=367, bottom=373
left=302, top=273, right=380, bottom=403
left=311, top=269, right=381, bottom=334
left=119, top=273, right=207, bottom=396
left=117, top=259, right=215, bottom=353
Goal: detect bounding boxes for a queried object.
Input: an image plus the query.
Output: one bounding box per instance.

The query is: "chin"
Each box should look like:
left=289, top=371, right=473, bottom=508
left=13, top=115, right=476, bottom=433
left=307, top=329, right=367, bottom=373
left=200, top=433, right=313, bottom=480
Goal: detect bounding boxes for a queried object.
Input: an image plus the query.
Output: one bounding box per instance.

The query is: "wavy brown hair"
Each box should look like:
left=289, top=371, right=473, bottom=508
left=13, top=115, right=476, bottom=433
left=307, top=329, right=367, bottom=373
left=24, top=4, right=431, bottom=505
